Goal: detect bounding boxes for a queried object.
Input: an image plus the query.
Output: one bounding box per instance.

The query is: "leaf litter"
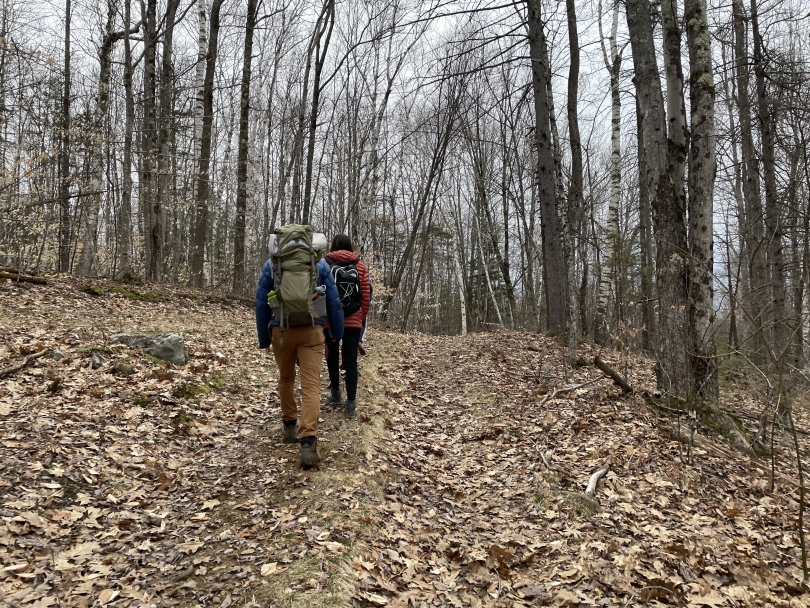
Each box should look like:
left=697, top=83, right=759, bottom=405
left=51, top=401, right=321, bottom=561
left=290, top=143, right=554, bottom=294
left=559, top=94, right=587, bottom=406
left=0, top=277, right=808, bottom=607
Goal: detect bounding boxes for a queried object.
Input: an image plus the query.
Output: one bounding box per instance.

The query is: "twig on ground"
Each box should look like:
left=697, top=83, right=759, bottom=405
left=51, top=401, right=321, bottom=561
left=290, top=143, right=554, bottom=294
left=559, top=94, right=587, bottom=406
left=0, top=349, right=49, bottom=378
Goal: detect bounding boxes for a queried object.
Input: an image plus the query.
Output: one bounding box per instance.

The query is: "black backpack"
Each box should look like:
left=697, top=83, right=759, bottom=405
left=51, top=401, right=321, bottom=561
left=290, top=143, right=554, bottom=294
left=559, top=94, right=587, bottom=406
left=326, top=256, right=362, bottom=316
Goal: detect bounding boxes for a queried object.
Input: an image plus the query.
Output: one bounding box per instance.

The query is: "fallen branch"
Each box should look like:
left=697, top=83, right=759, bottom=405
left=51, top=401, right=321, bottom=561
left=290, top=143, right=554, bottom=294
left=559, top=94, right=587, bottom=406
left=0, top=349, right=49, bottom=378
left=594, top=357, right=633, bottom=393
left=0, top=270, right=47, bottom=284
left=0, top=265, right=39, bottom=276
left=586, top=458, right=611, bottom=496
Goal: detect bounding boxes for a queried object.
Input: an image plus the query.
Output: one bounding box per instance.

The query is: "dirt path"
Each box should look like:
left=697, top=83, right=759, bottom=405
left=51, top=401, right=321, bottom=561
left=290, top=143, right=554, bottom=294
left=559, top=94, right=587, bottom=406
left=1, top=278, right=807, bottom=607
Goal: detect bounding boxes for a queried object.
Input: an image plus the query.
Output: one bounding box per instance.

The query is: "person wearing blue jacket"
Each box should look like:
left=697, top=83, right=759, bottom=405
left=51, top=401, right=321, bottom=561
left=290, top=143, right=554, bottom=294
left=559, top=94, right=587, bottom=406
left=255, top=257, right=344, bottom=467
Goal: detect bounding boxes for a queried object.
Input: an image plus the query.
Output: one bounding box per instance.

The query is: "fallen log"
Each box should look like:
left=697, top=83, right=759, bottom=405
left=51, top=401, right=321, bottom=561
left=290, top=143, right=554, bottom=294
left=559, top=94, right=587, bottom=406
left=594, top=357, right=633, bottom=393
left=0, top=349, right=49, bottom=379
left=0, top=265, right=39, bottom=276
left=0, top=270, right=47, bottom=284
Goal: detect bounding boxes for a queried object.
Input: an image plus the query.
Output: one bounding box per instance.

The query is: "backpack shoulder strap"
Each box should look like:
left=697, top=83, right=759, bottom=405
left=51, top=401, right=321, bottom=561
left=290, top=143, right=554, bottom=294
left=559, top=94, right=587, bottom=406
left=324, top=255, right=334, bottom=266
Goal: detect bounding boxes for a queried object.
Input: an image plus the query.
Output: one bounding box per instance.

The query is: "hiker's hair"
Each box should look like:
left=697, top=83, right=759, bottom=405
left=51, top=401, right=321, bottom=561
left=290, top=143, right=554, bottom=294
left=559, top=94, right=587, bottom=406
left=330, top=234, right=354, bottom=253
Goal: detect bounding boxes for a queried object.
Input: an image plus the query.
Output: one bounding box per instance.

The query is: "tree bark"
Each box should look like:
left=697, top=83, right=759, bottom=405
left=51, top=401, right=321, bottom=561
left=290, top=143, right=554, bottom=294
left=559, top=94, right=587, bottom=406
left=661, top=0, right=689, bottom=207
left=685, top=0, right=719, bottom=403
left=139, top=0, right=158, bottom=280
left=190, top=0, right=225, bottom=288
left=58, top=0, right=71, bottom=273
left=154, top=0, right=181, bottom=283
left=232, top=0, right=258, bottom=293
left=565, top=0, right=582, bottom=365
left=636, top=96, right=655, bottom=353
left=118, top=0, right=136, bottom=279
left=626, top=0, right=691, bottom=397
left=526, top=0, right=566, bottom=335
left=595, top=0, right=622, bottom=346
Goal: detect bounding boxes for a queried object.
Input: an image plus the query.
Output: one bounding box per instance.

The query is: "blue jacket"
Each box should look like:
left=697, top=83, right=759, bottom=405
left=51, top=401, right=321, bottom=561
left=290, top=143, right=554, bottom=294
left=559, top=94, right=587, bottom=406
left=255, top=258, right=344, bottom=348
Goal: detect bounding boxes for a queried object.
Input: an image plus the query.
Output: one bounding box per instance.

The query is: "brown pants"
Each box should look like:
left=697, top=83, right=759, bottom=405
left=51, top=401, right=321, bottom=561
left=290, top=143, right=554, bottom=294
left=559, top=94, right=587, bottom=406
left=271, top=325, right=324, bottom=439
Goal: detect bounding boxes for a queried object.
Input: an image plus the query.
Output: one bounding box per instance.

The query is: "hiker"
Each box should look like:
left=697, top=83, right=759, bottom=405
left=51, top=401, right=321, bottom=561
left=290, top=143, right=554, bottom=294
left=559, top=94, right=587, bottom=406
left=255, top=225, right=344, bottom=468
left=323, top=234, right=371, bottom=418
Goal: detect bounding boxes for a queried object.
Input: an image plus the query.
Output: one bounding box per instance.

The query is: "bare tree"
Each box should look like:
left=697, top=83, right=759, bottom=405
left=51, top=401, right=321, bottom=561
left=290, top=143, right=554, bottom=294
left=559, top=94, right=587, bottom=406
left=626, top=0, right=691, bottom=397
left=685, top=0, right=719, bottom=402
left=190, top=0, right=225, bottom=288
left=57, top=0, right=71, bottom=273
left=526, top=0, right=567, bottom=335
left=232, top=0, right=259, bottom=293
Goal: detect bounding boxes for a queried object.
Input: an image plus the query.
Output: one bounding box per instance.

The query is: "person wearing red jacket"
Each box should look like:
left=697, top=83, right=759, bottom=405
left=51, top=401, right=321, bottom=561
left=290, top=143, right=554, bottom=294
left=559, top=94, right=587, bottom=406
left=323, top=234, right=370, bottom=418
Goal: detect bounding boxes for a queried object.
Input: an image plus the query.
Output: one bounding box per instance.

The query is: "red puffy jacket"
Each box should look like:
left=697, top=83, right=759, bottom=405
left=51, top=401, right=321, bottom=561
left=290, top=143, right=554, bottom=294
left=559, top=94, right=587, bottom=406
left=324, top=250, right=370, bottom=330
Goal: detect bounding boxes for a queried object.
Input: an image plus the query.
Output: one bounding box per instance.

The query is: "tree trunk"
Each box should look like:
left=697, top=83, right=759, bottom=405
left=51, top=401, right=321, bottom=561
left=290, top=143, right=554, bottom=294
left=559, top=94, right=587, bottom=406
left=118, top=0, right=136, bottom=279
left=685, top=0, right=719, bottom=403
left=76, top=0, right=121, bottom=276
left=58, top=0, right=71, bottom=273
left=595, top=0, right=622, bottom=346
left=190, top=0, right=225, bottom=288
left=139, top=0, right=158, bottom=280
left=565, top=0, right=582, bottom=365
left=751, top=0, right=787, bottom=366
left=232, top=0, right=258, bottom=293
left=302, top=0, right=335, bottom=224
left=626, top=0, right=691, bottom=397
left=194, top=0, right=208, bottom=161
left=661, top=0, right=688, bottom=207
left=733, top=0, right=766, bottom=357
left=636, top=96, right=655, bottom=353
left=154, top=0, right=181, bottom=283
left=526, top=0, right=566, bottom=335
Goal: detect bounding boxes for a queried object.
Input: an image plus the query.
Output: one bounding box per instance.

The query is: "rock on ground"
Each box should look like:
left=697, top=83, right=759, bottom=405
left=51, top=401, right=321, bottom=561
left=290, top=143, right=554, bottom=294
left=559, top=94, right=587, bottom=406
left=110, top=332, right=189, bottom=365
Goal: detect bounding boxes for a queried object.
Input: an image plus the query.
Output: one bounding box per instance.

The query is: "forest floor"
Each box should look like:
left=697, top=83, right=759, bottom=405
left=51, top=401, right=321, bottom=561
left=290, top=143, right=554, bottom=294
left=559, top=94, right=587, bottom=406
left=1, top=276, right=809, bottom=608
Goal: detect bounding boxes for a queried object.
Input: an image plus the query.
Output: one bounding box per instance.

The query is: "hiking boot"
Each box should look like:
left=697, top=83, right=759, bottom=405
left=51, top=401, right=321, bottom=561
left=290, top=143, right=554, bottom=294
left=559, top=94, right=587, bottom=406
left=344, top=399, right=356, bottom=419
left=358, top=343, right=366, bottom=356
left=326, top=390, right=342, bottom=405
left=300, top=437, right=320, bottom=468
left=282, top=420, right=298, bottom=443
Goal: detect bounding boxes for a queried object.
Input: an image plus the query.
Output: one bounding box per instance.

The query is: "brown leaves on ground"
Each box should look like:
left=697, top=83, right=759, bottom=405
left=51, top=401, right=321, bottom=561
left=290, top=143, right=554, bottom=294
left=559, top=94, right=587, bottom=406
left=0, top=277, right=808, bottom=607
left=351, top=331, right=807, bottom=607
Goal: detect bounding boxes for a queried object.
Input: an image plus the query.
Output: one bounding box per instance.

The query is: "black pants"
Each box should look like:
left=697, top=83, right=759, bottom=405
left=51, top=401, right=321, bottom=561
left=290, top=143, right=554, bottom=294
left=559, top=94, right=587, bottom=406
left=325, top=327, right=362, bottom=401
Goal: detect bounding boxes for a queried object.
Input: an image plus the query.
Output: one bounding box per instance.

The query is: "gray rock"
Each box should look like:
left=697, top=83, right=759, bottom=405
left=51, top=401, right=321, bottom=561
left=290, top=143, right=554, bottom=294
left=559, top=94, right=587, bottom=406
left=51, top=351, right=64, bottom=361
left=91, top=352, right=103, bottom=369
left=110, top=332, right=189, bottom=365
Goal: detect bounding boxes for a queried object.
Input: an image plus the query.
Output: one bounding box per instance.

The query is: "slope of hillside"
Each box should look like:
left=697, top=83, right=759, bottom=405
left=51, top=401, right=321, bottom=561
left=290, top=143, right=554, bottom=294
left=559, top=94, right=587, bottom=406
left=0, top=277, right=807, bottom=607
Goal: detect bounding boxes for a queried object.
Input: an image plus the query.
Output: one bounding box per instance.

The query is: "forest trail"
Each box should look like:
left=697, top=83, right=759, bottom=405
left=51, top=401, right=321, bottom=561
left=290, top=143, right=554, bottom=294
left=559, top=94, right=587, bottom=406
left=0, top=278, right=807, bottom=607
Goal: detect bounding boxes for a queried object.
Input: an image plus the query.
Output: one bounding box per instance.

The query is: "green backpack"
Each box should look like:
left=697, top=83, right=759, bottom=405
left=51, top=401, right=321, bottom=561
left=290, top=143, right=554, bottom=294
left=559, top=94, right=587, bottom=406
left=270, top=224, right=320, bottom=328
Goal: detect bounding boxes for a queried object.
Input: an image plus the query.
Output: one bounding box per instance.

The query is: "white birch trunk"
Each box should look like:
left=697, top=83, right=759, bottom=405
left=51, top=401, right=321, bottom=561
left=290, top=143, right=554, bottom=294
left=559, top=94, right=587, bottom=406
left=194, top=0, right=208, bottom=165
